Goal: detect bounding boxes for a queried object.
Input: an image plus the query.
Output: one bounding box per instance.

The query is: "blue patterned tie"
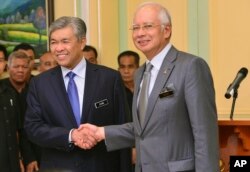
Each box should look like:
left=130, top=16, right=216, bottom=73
left=67, top=72, right=80, bottom=126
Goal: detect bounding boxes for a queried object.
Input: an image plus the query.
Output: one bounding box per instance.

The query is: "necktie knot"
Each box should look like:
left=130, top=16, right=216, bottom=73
left=67, top=71, right=76, bottom=79
left=145, top=62, right=153, bottom=73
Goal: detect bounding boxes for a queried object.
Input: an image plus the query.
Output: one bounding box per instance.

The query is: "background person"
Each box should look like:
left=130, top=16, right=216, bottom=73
left=118, top=50, right=140, bottom=116
left=0, top=44, right=8, bottom=79
left=13, top=43, right=36, bottom=80
left=13, top=43, right=36, bottom=70
left=0, top=53, right=25, bottom=171
left=82, top=45, right=98, bottom=64
left=38, top=51, right=58, bottom=73
left=2, top=51, right=41, bottom=172
left=117, top=50, right=140, bottom=172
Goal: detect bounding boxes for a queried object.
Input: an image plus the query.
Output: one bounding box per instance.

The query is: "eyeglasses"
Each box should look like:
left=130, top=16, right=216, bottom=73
left=130, top=23, right=163, bottom=32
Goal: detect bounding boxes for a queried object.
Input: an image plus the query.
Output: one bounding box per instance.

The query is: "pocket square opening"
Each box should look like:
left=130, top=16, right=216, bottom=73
left=159, top=89, right=174, bottom=98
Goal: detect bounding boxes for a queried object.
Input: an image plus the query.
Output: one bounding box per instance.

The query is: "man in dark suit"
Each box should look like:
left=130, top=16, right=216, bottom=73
left=117, top=50, right=140, bottom=172
left=11, top=45, right=41, bottom=172
left=1, top=51, right=37, bottom=172
left=24, top=16, right=131, bottom=172
left=80, top=2, right=220, bottom=172
left=117, top=50, right=140, bottom=118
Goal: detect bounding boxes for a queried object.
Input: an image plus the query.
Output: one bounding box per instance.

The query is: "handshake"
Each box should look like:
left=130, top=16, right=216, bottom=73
left=71, top=123, right=105, bottom=149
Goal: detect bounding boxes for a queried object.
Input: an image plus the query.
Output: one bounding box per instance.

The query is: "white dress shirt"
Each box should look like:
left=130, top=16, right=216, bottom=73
left=142, top=43, right=172, bottom=96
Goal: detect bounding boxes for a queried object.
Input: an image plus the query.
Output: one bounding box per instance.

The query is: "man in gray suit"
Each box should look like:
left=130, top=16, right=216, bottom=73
left=78, top=2, right=220, bottom=172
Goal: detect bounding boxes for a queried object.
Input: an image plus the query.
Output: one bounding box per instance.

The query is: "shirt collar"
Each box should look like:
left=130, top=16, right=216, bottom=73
left=61, top=58, right=86, bottom=79
left=146, top=43, right=172, bottom=70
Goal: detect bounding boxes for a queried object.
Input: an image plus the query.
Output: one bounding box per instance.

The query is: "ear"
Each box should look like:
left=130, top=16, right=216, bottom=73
left=163, top=25, right=172, bottom=39
left=81, top=37, right=87, bottom=50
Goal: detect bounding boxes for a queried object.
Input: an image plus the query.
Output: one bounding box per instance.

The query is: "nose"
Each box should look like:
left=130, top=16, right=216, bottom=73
left=16, top=66, right=26, bottom=72
left=56, top=44, right=63, bottom=52
left=124, top=67, right=130, bottom=73
left=52, top=42, right=64, bottom=52
left=134, top=28, right=146, bottom=37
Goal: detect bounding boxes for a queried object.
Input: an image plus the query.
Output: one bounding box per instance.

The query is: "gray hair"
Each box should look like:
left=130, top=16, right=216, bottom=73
left=135, top=2, right=172, bottom=26
left=8, top=51, right=30, bottom=66
left=49, top=16, right=87, bottom=41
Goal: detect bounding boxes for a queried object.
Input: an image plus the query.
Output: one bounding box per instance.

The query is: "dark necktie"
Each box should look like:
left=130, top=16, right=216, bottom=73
left=138, top=63, right=153, bottom=125
left=67, top=72, right=80, bottom=126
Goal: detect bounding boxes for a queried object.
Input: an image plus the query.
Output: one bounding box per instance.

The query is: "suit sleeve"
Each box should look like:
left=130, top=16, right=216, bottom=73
left=19, top=129, right=38, bottom=165
left=24, top=78, right=72, bottom=152
left=184, top=57, right=220, bottom=172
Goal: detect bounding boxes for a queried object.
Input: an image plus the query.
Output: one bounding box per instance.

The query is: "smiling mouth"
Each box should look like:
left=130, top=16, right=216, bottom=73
left=137, top=40, right=149, bottom=45
left=56, top=54, right=67, bottom=59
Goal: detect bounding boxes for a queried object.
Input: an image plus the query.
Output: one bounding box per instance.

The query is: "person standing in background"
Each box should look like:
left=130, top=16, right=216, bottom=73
left=118, top=50, right=140, bottom=172
left=0, top=53, right=25, bottom=172
left=24, top=16, right=131, bottom=172
left=0, top=44, right=8, bottom=79
left=1, top=51, right=41, bottom=172
left=82, top=45, right=98, bottom=64
left=13, top=43, right=36, bottom=71
left=38, top=51, right=58, bottom=73
left=13, top=43, right=36, bottom=81
left=79, top=2, right=220, bottom=172
left=118, top=50, right=140, bottom=117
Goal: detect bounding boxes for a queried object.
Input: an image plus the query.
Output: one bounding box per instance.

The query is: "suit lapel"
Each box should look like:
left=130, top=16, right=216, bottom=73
left=49, top=67, right=78, bottom=127
left=81, top=62, right=98, bottom=123
left=141, top=46, right=178, bottom=133
left=133, top=66, right=145, bottom=134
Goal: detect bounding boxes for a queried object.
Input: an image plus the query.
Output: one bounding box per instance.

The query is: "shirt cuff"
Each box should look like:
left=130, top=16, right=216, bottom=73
left=68, top=128, right=75, bottom=143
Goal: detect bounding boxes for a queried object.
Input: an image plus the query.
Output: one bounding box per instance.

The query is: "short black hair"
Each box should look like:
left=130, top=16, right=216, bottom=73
left=13, top=42, right=36, bottom=56
left=118, top=50, right=140, bottom=67
left=83, top=45, right=98, bottom=58
left=0, top=44, right=7, bottom=60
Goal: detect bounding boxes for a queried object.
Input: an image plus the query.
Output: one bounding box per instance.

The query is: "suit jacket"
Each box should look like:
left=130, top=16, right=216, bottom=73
left=24, top=62, right=131, bottom=172
left=105, top=46, right=220, bottom=172
left=125, top=87, right=133, bottom=122
left=1, top=78, right=41, bottom=166
left=0, top=80, right=21, bottom=172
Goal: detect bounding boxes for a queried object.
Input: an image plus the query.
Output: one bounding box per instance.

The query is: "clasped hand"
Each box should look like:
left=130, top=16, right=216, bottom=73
left=71, top=123, right=104, bottom=149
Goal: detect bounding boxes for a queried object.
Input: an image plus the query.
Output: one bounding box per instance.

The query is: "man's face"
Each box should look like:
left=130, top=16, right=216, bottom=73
left=50, top=26, right=86, bottom=69
left=8, top=58, right=31, bottom=84
left=0, top=51, right=6, bottom=75
left=118, top=56, right=138, bottom=84
left=18, top=49, right=35, bottom=69
left=132, top=6, right=171, bottom=59
left=83, top=50, right=97, bottom=64
left=39, top=53, right=58, bottom=72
